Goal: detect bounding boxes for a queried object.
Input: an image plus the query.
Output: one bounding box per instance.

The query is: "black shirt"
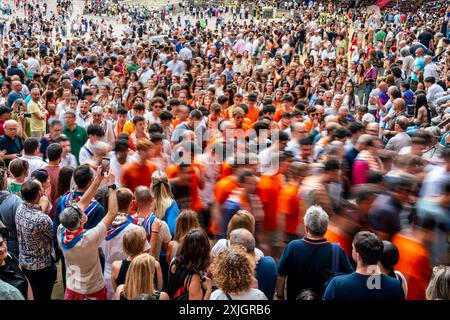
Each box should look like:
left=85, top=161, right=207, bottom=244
left=0, top=135, right=23, bottom=167
left=277, top=237, right=354, bottom=300
left=0, top=253, right=28, bottom=299
left=418, top=31, right=433, bottom=49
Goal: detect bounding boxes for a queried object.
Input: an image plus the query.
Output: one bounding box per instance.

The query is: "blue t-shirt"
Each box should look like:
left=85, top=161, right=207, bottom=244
left=277, top=238, right=354, bottom=300
left=6, top=91, right=24, bottom=108
left=52, top=191, right=105, bottom=245
left=323, top=272, right=405, bottom=300
left=412, top=57, right=424, bottom=82
left=162, top=200, right=180, bottom=238
left=256, top=256, right=277, bottom=300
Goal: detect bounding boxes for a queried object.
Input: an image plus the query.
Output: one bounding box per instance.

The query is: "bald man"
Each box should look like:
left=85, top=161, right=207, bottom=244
left=0, top=120, right=24, bottom=167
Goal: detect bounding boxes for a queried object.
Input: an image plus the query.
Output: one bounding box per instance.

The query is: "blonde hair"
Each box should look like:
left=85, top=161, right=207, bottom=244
left=123, top=253, right=156, bottom=300
left=122, top=227, right=147, bottom=257
left=426, top=265, right=450, bottom=300
left=136, top=139, right=153, bottom=152
left=150, top=170, right=174, bottom=219
left=226, top=210, right=255, bottom=239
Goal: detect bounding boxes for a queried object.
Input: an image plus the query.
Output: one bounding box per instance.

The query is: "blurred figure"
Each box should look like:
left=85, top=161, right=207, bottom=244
left=392, top=216, right=434, bottom=300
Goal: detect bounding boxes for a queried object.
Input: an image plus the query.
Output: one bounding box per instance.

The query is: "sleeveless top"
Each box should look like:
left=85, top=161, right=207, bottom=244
left=116, top=259, right=159, bottom=288
left=115, top=259, right=131, bottom=287
left=166, top=263, right=194, bottom=299
left=166, top=261, right=207, bottom=300
left=120, top=290, right=161, bottom=301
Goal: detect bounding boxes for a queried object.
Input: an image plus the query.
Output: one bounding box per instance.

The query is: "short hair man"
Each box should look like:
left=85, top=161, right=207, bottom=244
left=323, top=231, right=405, bottom=300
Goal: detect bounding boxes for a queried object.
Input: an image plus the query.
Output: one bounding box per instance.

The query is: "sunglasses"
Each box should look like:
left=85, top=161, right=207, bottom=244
left=153, top=105, right=164, bottom=109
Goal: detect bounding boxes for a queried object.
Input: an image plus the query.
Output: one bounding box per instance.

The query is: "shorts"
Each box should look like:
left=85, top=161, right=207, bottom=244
left=65, top=286, right=108, bottom=300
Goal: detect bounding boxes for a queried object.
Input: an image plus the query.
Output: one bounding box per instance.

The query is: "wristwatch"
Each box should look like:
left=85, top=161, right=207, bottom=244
left=108, top=184, right=117, bottom=190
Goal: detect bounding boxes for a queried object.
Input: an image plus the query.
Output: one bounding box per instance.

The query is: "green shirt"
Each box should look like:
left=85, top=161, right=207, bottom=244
left=63, top=125, right=88, bottom=164
left=127, top=63, right=139, bottom=75
left=375, top=30, right=386, bottom=42
left=8, top=182, right=22, bottom=196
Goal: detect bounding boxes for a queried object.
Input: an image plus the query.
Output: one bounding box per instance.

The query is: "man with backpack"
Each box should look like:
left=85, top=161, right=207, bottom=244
left=276, top=205, right=354, bottom=300
left=323, top=231, right=405, bottom=300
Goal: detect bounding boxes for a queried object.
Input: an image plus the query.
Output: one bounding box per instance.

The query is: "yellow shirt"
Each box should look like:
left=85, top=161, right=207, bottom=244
left=123, top=120, right=135, bottom=135
left=28, top=101, right=46, bottom=132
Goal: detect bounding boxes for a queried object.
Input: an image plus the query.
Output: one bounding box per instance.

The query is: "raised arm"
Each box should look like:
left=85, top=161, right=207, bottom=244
left=77, top=167, right=104, bottom=213
left=102, top=176, right=119, bottom=229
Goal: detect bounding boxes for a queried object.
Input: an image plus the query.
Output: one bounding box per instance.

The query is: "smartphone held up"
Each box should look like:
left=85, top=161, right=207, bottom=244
left=101, top=157, right=110, bottom=176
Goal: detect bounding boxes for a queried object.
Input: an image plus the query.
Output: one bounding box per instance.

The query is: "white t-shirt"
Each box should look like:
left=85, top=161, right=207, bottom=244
left=27, top=57, right=40, bottom=74
left=210, top=288, right=267, bottom=300
left=100, top=223, right=150, bottom=300
left=20, top=155, right=47, bottom=178
left=211, top=239, right=264, bottom=258
left=109, top=152, right=134, bottom=187
left=57, top=222, right=107, bottom=294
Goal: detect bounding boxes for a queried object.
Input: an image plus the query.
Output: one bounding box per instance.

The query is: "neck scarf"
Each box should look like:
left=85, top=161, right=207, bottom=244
left=105, top=214, right=134, bottom=241
left=60, top=227, right=86, bottom=250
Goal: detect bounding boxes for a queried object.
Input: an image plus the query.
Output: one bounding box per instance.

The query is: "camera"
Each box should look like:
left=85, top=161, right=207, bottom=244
left=21, top=112, right=32, bottom=118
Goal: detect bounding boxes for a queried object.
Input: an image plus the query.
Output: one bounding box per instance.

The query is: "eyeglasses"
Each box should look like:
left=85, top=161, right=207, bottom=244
left=310, top=113, right=317, bottom=117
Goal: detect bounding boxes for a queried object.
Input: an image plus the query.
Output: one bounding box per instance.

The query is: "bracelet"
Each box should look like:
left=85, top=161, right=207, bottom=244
left=151, top=231, right=159, bottom=233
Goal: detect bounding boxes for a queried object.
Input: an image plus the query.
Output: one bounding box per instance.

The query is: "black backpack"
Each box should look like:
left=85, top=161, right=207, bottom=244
left=321, top=243, right=345, bottom=293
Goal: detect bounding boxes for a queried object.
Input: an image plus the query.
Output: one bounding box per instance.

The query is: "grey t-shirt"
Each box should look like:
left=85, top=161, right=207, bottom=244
left=385, top=132, right=411, bottom=152
left=58, top=222, right=107, bottom=294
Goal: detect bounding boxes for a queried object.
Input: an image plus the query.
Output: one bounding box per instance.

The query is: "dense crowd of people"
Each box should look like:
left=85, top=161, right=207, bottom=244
left=0, top=0, right=449, bottom=301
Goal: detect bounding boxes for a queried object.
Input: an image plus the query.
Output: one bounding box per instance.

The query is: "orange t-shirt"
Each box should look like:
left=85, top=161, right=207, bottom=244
left=324, top=224, right=353, bottom=257
left=246, top=106, right=260, bottom=124
left=274, top=107, right=286, bottom=122
left=277, top=182, right=301, bottom=235
left=392, top=233, right=432, bottom=300
left=220, top=162, right=233, bottom=180
left=171, top=118, right=183, bottom=128
left=304, top=119, right=313, bottom=132
left=258, top=174, right=282, bottom=231
left=121, top=160, right=157, bottom=192
left=166, top=163, right=204, bottom=212
left=210, top=175, right=239, bottom=235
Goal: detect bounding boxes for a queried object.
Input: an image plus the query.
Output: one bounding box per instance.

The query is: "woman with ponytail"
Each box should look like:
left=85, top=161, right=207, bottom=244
left=150, top=170, right=180, bottom=237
